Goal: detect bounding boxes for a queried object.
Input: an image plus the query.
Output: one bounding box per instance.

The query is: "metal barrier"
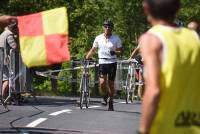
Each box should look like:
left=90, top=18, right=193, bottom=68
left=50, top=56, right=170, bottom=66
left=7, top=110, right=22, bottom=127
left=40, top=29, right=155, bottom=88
left=18, top=54, right=32, bottom=93
left=0, top=51, right=142, bottom=105
left=115, top=59, right=144, bottom=101
left=115, top=59, right=144, bottom=102
left=34, top=60, right=141, bottom=95
left=0, top=48, right=8, bottom=109
left=35, top=60, right=99, bottom=96
left=0, top=49, right=34, bottom=105
left=0, top=48, right=3, bottom=96
left=115, top=60, right=130, bottom=91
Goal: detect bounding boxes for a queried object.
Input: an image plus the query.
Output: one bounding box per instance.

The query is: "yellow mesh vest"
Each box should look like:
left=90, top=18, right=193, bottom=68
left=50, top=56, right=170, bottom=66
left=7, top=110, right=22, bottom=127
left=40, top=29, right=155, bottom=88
left=148, top=25, right=200, bottom=134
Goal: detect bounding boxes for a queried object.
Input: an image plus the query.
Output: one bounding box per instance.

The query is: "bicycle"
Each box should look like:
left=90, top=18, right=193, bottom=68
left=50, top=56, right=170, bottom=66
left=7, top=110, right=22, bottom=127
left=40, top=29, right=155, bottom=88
left=124, top=59, right=144, bottom=104
left=75, top=59, right=96, bottom=109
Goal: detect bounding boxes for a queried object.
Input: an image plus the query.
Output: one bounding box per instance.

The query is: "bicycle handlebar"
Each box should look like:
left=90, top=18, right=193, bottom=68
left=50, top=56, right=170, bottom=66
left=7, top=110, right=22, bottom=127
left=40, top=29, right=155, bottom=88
left=72, top=59, right=97, bottom=65
left=117, top=59, right=138, bottom=64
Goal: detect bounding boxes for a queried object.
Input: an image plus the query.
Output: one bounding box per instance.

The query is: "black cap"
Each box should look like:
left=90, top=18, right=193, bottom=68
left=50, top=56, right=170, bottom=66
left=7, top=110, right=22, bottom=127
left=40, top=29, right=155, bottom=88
left=103, top=19, right=114, bottom=28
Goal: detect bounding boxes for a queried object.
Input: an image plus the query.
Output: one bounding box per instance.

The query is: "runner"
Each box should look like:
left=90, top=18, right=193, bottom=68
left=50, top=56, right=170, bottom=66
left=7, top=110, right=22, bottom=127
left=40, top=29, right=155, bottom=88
left=138, top=0, right=200, bottom=134
left=187, top=21, right=200, bottom=35
left=86, top=19, right=123, bottom=111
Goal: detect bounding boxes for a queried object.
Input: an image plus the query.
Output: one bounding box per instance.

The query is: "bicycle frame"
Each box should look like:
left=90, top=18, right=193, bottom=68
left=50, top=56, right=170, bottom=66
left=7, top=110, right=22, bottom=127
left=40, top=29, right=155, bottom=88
left=124, top=60, right=144, bottom=103
left=78, top=59, right=96, bottom=109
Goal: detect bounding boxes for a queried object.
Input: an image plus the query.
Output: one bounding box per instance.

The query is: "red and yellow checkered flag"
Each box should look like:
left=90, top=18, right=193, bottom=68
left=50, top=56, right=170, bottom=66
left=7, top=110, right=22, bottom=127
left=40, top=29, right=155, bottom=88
left=18, top=7, right=70, bottom=67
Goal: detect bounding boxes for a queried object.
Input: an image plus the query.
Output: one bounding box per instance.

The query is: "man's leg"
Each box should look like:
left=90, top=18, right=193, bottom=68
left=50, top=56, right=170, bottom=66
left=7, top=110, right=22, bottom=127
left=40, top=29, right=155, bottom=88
left=2, top=80, right=9, bottom=99
left=108, top=80, right=114, bottom=99
left=98, top=64, right=109, bottom=105
left=108, top=80, right=114, bottom=111
left=99, top=75, right=109, bottom=105
left=107, top=63, right=117, bottom=111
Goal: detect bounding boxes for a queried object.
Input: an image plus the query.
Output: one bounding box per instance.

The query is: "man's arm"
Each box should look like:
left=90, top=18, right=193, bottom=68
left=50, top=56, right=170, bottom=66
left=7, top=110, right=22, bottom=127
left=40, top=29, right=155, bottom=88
left=86, top=47, right=96, bottom=59
left=0, top=15, right=17, bottom=28
left=139, top=33, right=162, bottom=134
left=128, top=45, right=140, bottom=60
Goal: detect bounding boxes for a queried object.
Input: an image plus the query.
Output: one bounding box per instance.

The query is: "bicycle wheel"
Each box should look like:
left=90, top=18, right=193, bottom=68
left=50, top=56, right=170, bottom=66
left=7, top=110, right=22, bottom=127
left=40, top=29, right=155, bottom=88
left=125, top=76, right=130, bottom=104
left=137, top=66, right=144, bottom=100
left=85, top=89, right=90, bottom=108
left=79, top=77, right=85, bottom=109
left=85, top=76, right=90, bottom=108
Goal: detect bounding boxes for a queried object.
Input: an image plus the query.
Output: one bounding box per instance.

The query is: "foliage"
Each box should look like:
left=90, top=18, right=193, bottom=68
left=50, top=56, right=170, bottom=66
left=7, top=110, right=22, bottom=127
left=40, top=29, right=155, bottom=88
left=0, top=0, right=199, bottom=96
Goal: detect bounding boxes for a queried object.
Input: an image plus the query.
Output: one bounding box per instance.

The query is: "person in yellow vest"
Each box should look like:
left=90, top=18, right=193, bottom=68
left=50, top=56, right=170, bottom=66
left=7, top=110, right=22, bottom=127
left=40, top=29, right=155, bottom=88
left=138, top=0, right=200, bottom=134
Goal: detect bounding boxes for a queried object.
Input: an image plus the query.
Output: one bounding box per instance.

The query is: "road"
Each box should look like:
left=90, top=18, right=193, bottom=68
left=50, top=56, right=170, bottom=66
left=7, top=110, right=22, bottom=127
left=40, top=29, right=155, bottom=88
left=0, top=96, right=141, bottom=134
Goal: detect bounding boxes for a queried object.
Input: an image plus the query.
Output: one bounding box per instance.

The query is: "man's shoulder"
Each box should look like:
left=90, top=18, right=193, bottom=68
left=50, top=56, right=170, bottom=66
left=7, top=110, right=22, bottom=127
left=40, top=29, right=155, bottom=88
left=1, top=29, right=13, bottom=37
left=96, top=33, right=104, bottom=38
left=94, top=33, right=104, bottom=41
left=139, top=32, right=162, bottom=51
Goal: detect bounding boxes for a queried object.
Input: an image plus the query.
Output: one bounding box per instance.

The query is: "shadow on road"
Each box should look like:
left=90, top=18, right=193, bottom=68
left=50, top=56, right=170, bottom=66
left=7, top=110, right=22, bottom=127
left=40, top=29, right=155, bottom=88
left=21, top=96, right=78, bottom=107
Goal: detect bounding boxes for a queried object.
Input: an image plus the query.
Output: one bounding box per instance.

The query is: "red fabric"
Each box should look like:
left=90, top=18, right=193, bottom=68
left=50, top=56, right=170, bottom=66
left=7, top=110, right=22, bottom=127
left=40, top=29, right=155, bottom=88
left=45, top=34, right=70, bottom=64
left=18, top=13, right=43, bottom=36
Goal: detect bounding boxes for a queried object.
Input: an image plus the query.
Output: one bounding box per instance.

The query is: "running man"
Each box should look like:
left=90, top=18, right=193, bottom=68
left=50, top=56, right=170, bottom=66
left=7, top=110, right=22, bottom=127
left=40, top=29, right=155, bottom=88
left=86, top=19, right=123, bottom=111
left=138, top=0, right=200, bottom=134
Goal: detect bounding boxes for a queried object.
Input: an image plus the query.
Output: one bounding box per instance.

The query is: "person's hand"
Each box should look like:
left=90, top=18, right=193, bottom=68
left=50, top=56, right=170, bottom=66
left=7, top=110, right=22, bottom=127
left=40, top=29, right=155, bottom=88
left=0, top=15, right=17, bottom=28
left=85, top=55, right=89, bottom=60
left=128, top=57, right=132, bottom=61
left=109, top=50, right=116, bottom=56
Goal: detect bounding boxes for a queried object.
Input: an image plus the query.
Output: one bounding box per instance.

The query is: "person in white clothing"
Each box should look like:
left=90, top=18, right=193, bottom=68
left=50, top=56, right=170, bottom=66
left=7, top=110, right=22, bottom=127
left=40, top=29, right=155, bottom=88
left=0, top=22, right=18, bottom=100
left=86, top=19, right=123, bottom=111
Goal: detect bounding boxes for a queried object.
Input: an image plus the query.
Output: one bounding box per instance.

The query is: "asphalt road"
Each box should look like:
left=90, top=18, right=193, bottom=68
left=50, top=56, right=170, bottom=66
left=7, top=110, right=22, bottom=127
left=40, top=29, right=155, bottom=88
left=0, top=96, right=141, bottom=134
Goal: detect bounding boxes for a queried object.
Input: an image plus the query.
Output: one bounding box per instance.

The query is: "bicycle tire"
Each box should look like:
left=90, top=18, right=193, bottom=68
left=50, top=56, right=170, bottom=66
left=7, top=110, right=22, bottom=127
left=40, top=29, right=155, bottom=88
left=79, top=77, right=85, bottom=109
left=130, top=92, right=134, bottom=102
left=85, top=90, right=90, bottom=108
left=80, top=90, right=84, bottom=109
left=125, top=76, right=130, bottom=104
left=85, top=77, right=90, bottom=108
left=125, top=87, right=129, bottom=104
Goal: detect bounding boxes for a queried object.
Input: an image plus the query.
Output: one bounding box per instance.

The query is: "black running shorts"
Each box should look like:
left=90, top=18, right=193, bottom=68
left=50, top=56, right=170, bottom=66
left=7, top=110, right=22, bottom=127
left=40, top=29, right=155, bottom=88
left=99, top=63, right=117, bottom=81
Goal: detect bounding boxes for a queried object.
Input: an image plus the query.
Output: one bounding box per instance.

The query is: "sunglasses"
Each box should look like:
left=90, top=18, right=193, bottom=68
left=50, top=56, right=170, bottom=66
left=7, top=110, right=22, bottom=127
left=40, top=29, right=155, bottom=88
left=104, top=25, right=113, bottom=29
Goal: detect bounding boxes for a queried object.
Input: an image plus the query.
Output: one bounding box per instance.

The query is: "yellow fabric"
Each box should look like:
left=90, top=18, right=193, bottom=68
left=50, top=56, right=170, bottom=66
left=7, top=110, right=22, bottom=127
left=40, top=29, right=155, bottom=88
left=42, top=7, right=68, bottom=35
left=19, top=7, right=69, bottom=67
left=148, top=25, right=200, bottom=134
left=20, top=36, right=47, bottom=66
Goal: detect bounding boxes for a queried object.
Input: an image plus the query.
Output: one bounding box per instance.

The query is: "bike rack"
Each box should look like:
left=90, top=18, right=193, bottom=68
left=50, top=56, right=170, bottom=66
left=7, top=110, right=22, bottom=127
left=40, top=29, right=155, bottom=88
left=117, top=59, right=144, bottom=103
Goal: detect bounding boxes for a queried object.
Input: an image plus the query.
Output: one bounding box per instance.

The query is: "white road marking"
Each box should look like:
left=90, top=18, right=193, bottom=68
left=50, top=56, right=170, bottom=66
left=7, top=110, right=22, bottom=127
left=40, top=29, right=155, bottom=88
left=49, top=109, right=72, bottom=116
left=118, top=101, right=127, bottom=104
left=77, top=105, right=101, bottom=109
left=26, top=118, right=47, bottom=127
left=88, top=105, right=101, bottom=108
